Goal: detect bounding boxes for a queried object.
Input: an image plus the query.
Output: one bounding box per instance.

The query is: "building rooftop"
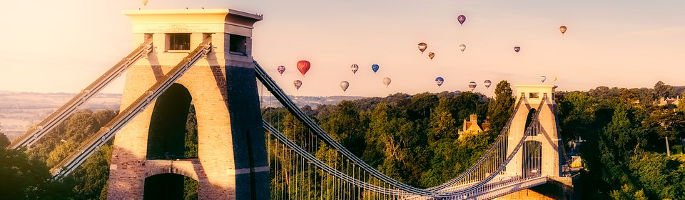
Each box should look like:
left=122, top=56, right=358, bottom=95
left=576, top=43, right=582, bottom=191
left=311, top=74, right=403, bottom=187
left=123, top=9, right=262, bottom=21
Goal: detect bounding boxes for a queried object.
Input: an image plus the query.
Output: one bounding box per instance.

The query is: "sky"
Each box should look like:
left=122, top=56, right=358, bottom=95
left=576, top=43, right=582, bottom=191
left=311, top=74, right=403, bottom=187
left=1, top=0, right=684, bottom=97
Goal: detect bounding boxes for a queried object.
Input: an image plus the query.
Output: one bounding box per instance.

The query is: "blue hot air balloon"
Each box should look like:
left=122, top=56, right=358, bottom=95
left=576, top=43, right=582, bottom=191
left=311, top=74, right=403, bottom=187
left=371, top=64, right=380, bottom=73
left=435, top=77, right=445, bottom=86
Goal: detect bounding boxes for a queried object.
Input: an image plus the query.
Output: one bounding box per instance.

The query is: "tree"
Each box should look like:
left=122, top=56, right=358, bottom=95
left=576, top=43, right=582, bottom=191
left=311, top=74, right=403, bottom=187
left=0, top=132, right=9, bottom=148
left=487, top=81, right=514, bottom=134
left=428, top=98, right=458, bottom=143
left=645, top=109, right=685, bottom=154
left=609, top=184, right=647, bottom=200
left=0, top=133, right=52, bottom=200
left=628, top=152, right=685, bottom=199
left=654, top=81, right=674, bottom=99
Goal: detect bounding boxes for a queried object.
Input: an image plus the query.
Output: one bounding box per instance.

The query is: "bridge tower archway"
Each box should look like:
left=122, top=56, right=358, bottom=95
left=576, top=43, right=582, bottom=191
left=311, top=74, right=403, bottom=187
left=106, top=9, right=268, bottom=200
left=506, top=85, right=561, bottom=178
left=144, top=173, right=198, bottom=200
left=146, top=83, right=196, bottom=160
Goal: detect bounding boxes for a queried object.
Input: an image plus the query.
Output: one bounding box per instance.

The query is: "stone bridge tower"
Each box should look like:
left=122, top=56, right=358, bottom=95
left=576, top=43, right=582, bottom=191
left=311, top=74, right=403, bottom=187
left=106, top=9, right=268, bottom=199
left=506, top=85, right=560, bottom=178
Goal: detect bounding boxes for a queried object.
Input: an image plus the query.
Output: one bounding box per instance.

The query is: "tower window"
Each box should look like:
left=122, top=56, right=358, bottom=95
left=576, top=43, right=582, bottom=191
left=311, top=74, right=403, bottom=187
left=529, top=92, right=540, bottom=99
left=167, top=33, right=191, bottom=51
left=229, top=34, right=247, bottom=56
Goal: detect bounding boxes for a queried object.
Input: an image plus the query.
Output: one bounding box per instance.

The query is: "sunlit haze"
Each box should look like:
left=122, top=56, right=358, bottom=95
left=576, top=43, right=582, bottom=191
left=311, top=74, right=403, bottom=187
left=1, top=0, right=684, bottom=97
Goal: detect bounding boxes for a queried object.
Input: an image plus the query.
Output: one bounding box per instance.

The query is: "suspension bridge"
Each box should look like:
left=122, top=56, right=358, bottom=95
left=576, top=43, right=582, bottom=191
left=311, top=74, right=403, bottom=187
left=7, top=8, right=574, bottom=199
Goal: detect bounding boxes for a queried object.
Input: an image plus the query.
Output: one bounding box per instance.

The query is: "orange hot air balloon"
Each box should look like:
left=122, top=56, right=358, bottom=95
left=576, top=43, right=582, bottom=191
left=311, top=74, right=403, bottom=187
left=297, top=60, right=311, bottom=76
left=560, top=25, right=567, bottom=34
left=428, top=52, right=435, bottom=60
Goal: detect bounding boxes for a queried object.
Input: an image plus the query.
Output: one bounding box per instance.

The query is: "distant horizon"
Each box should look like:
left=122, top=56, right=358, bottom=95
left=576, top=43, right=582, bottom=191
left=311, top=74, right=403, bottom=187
left=1, top=80, right=682, bottom=98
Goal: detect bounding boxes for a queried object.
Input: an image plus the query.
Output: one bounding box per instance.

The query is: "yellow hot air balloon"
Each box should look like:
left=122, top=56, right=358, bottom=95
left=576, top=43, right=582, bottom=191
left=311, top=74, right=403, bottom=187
left=143, top=0, right=149, bottom=6
left=383, top=77, right=392, bottom=87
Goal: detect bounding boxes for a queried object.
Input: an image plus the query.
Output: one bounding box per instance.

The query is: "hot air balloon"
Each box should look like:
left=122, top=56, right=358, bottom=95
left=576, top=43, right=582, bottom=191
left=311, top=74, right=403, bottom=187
left=459, top=44, right=467, bottom=52
left=457, top=15, right=467, bottom=25
left=351, top=64, right=359, bottom=74
left=468, top=81, right=477, bottom=91
left=428, top=52, right=435, bottom=60
left=277, top=65, right=285, bottom=75
left=435, top=77, right=445, bottom=86
left=540, top=76, right=547, bottom=83
left=142, top=0, right=149, bottom=6
left=514, top=46, right=521, bottom=53
left=297, top=60, right=311, bottom=76
left=383, top=77, right=392, bottom=87
left=372, top=64, right=380, bottom=73
left=340, top=81, right=350, bottom=92
left=294, top=80, right=303, bottom=90
left=560, top=25, right=567, bottom=34
left=418, top=42, right=428, bottom=53
left=484, top=80, right=492, bottom=88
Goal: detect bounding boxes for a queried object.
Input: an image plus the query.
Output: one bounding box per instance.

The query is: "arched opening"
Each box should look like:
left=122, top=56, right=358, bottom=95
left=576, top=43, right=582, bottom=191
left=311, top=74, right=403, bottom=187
left=147, top=83, right=198, bottom=160
left=523, top=141, right=542, bottom=178
left=144, top=173, right=198, bottom=200
left=524, top=108, right=539, bottom=136
left=524, top=108, right=537, bottom=128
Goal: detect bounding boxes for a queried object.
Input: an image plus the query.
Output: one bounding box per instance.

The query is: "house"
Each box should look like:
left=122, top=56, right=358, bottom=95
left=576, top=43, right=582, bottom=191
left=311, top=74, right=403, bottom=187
left=458, top=114, right=490, bottom=140
left=658, top=96, right=681, bottom=106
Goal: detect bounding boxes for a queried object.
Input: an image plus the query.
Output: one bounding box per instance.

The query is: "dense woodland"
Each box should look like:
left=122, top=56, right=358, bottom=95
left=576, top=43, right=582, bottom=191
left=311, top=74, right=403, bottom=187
left=1, top=81, right=685, bottom=199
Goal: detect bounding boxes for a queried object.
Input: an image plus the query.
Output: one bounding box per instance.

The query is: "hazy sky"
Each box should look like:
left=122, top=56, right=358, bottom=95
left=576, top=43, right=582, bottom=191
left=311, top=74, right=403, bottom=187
left=1, top=0, right=684, bottom=97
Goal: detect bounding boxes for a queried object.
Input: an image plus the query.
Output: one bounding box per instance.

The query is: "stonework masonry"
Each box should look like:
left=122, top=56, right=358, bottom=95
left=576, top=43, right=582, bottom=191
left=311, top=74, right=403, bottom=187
left=106, top=9, right=267, bottom=199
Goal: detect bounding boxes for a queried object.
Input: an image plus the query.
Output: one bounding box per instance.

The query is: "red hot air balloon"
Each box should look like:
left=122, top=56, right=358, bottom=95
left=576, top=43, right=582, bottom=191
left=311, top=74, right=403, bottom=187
left=514, top=46, right=521, bottom=53
left=457, top=15, right=467, bottom=25
left=297, top=60, right=311, bottom=76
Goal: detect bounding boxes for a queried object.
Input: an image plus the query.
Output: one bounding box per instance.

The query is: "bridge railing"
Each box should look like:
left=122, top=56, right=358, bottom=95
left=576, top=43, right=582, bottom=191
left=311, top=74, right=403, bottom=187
left=435, top=95, right=548, bottom=198
left=427, top=95, right=527, bottom=192
left=255, top=61, right=437, bottom=196
left=257, top=60, right=552, bottom=198
left=262, top=94, right=548, bottom=199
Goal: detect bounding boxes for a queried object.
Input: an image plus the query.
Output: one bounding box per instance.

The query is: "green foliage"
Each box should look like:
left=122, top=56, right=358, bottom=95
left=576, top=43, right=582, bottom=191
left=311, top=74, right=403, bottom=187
left=0, top=133, right=52, bottom=200
left=183, top=177, right=198, bottom=200
left=184, top=105, right=198, bottom=158
left=558, top=82, right=685, bottom=199
left=609, top=184, right=647, bottom=200
left=654, top=81, right=675, bottom=99
left=0, top=107, right=199, bottom=199
left=20, top=110, right=116, bottom=199
left=428, top=98, right=458, bottom=143
left=265, top=90, right=493, bottom=193
left=628, top=152, right=685, bottom=199
left=5, top=80, right=685, bottom=199
left=487, top=81, right=515, bottom=134
left=0, top=132, right=9, bottom=148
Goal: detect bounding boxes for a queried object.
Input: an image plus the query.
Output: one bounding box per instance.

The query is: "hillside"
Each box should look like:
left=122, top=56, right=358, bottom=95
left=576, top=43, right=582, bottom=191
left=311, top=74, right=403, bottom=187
left=0, top=91, right=363, bottom=140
